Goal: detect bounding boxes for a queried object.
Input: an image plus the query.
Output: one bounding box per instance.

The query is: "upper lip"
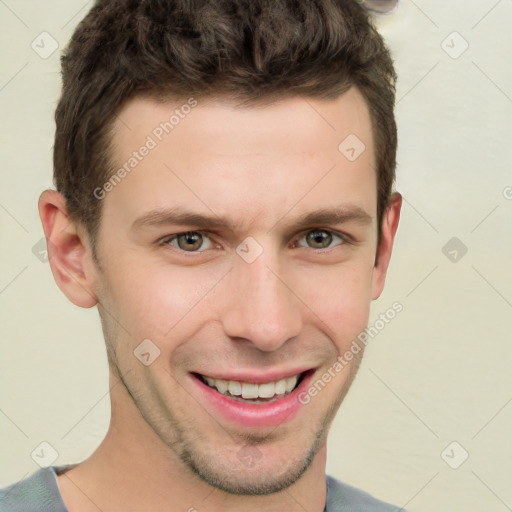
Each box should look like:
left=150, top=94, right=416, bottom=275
left=192, top=367, right=314, bottom=384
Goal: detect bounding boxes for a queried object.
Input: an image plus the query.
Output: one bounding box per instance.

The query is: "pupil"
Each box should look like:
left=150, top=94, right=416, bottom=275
left=307, top=230, right=331, bottom=248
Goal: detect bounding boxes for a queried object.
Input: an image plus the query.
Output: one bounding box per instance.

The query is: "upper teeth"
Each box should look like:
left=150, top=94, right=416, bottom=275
left=203, top=375, right=299, bottom=399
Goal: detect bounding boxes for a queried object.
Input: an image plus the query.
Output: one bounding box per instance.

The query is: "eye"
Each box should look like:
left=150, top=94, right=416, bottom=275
left=163, top=231, right=214, bottom=252
left=296, top=229, right=345, bottom=249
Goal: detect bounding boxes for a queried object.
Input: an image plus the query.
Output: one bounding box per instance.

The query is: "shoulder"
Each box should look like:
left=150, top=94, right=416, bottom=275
left=325, top=474, right=403, bottom=512
left=0, top=467, right=68, bottom=512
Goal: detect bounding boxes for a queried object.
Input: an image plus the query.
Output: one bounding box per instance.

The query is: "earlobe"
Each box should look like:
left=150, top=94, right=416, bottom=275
left=371, top=192, right=402, bottom=300
left=38, top=189, right=99, bottom=308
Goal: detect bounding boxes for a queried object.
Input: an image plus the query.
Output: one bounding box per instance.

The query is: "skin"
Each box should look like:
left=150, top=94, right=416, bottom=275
left=39, top=86, right=401, bottom=512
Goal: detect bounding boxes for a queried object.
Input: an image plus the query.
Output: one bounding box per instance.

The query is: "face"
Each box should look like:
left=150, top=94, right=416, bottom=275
left=83, top=88, right=397, bottom=495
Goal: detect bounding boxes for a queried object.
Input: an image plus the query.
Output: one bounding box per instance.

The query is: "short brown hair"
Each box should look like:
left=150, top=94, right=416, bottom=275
left=54, top=0, right=397, bottom=255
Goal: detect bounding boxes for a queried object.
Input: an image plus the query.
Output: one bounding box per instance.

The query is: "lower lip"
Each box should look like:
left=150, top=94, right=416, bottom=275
left=191, top=371, right=314, bottom=428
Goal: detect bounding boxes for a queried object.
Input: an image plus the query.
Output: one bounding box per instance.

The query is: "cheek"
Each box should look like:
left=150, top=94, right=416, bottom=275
left=103, top=260, right=226, bottom=344
left=295, top=263, right=373, bottom=342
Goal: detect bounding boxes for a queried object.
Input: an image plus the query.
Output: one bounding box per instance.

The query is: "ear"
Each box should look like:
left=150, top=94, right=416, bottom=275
left=38, top=189, right=99, bottom=308
left=371, top=192, right=402, bottom=300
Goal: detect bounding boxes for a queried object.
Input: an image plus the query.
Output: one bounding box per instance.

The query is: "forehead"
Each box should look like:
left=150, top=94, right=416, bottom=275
left=103, top=88, right=376, bottom=231
left=113, top=88, right=373, bottom=156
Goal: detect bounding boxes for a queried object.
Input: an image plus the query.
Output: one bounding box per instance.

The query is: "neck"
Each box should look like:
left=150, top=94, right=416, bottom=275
left=57, top=375, right=328, bottom=512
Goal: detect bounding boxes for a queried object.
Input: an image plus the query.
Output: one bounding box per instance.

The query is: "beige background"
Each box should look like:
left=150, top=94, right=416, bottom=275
left=1, top=1, right=511, bottom=510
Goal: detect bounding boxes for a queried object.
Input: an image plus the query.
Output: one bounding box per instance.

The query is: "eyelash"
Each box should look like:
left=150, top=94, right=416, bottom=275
left=158, top=229, right=351, bottom=254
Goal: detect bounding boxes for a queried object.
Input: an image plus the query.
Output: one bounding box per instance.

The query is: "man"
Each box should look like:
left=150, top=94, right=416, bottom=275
left=0, top=0, right=403, bottom=510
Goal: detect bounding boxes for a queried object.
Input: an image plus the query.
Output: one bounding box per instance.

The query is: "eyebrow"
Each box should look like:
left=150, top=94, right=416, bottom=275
left=130, top=205, right=373, bottom=233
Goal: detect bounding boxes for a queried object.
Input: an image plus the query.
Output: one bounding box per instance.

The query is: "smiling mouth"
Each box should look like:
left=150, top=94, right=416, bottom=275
left=194, top=372, right=308, bottom=404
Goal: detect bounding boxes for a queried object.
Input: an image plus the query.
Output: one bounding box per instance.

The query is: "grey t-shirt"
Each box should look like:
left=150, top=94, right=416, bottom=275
left=0, top=466, right=403, bottom=511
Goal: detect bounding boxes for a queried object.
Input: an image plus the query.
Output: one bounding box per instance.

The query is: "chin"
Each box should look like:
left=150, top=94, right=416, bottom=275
left=182, top=438, right=322, bottom=496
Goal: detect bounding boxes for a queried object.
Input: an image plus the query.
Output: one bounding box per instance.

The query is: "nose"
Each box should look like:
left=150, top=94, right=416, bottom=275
left=219, top=250, right=303, bottom=352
